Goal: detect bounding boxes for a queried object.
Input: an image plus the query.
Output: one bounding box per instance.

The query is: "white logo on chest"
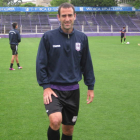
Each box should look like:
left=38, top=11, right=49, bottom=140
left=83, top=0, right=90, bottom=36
left=53, top=45, right=61, bottom=48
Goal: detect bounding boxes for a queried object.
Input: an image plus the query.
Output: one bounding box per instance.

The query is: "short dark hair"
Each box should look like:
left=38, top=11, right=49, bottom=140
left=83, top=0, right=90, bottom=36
left=58, top=3, right=75, bottom=16
left=12, top=22, right=18, bottom=29
left=123, top=26, right=126, bottom=28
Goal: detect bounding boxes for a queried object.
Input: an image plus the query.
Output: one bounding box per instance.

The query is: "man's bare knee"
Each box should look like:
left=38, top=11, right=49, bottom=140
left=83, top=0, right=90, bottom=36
left=49, top=112, right=62, bottom=130
left=50, top=118, right=61, bottom=129
left=62, top=125, right=74, bottom=136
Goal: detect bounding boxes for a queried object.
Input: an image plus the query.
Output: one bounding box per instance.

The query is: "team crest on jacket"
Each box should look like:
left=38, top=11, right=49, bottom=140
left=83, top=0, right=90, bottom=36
left=75, top=43, right=81, bottom=51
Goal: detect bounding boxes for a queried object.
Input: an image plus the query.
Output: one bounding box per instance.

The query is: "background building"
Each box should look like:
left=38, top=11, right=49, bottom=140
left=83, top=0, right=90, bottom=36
left=22, top=0, right=36, bottom=5
left=36, top=0, right=51, bottom=7
left=21, top=0, right=52, bottom=7
left=117, top=0, right=132, bottom=7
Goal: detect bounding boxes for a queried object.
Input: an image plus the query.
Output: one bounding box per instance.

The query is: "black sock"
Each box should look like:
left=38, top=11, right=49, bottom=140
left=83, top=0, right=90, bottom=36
left=124, top=38, right=126, bottom=42
left=47, top=126, right=60, bottom=140
left=17, top=63, right=20, bottom=67
left=10, top=63, right=13, bottom=68
left=61, top=133, right=72, bottom=140
left=121, top=38, right=122, bottom=43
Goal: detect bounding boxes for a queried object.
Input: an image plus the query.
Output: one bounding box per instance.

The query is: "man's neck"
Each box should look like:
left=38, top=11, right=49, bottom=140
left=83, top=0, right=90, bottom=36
left=61, top=27, right=73, bottom=34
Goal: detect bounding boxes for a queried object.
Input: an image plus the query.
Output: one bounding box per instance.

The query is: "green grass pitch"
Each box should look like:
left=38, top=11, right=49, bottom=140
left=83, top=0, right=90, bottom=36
left=0, top=36, right=140, bottom=140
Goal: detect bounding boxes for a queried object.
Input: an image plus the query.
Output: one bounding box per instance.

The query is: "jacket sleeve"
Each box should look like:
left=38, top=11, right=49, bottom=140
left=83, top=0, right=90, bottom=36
left=17, top=31, right=21, bottom=43
left=9, top=32, right=11, bottom=44
left=80, top=35, right=95, bottom=90
left=9, top=31, right=13, bottom=44
left=36, top=34, right=50, bottom=90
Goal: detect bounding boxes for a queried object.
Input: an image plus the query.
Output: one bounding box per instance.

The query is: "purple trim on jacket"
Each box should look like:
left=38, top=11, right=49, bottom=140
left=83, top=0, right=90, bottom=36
left=50, top=84, right=79, bottom=91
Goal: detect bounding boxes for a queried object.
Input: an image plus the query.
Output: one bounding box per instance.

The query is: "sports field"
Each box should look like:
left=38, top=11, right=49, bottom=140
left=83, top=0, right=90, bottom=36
left=0, top=36, right=140, bottom=140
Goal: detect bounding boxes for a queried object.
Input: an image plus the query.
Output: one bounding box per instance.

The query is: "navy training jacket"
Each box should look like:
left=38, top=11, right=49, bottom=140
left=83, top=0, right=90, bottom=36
left=9, top=29, right=21, bottom=45
left=36, top=27, right=95, bottom=90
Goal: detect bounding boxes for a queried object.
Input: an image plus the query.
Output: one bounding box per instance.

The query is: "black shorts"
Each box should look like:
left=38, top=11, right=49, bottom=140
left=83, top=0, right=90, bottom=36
left=10, top=44, right=18, bottom=55
left=121, top=34, right=125, bottom=38
left=44, top=89, right=80, bottom=125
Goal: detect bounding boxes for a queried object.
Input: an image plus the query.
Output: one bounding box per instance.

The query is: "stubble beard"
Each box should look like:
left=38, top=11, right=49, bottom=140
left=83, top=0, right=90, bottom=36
left=62, top=22, right=74, bottom=32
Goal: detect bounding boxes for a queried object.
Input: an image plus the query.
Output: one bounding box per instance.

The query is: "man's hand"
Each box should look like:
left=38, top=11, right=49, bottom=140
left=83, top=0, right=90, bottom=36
left=87, top=90, right=94, bottom=104
left=43, top=88, right=58, bottom=104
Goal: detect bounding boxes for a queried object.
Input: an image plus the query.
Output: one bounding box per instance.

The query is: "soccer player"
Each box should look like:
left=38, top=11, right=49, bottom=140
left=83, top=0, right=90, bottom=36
left=9, top=22, right=22, bottom=70
left=36, top=3, right=95, bottom=140
left=120, top=26, right=126, bottom=44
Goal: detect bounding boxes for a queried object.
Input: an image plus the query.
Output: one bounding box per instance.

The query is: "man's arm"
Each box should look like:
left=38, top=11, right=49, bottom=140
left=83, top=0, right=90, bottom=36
left=81, top=35, right=95, bottom=90
left=87, top=90, right=94, bottom=104
left=36, top=34, right=58, bottom=104
left=124, top=29, right=126, bottom=36
left=120, top=30, right=124, bottom=33
left=80, top=36, right=95, bottom=104
left=9, top=32, right=11, bottom=44
left=36, top=34, right=50, bottom=90
left=9, top=31, right=13, bottom=44
left=17, top=31, right=21, bottom=43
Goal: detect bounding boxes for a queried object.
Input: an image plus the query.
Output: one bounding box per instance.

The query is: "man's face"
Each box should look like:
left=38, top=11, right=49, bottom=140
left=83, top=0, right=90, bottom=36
left=16, top=24, right=18, bottom=29
left=57, top=7, right=76, bottom=33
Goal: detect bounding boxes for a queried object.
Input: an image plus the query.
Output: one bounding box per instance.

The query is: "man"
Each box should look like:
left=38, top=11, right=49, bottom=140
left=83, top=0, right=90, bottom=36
left=9, top=22, right=22, bottom=70
left=36, top=3, right=95, bottom=140
left=120, top=26, right=126, bottom=44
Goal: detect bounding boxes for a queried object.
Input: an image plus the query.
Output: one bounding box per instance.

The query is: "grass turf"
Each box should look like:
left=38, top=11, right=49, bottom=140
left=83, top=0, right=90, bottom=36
left=0, top=36, right=140, bottom=140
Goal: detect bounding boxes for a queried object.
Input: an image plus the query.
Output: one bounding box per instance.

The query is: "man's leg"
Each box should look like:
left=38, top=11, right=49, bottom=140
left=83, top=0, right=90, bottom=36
left=10, top=55, right=15, bottom=66
left=48, top=112, right=62, bottom=140
left=61, top=125, right=74, bottom=140
left=124, top=37, right=126, bottom=43
left=61, top=89, right=80, bottom=140
left=121, top=37, right=123, bottom=44
left=9, top=55, right=15, bottom=70
left=10, top=45, right=17, bottom=70
left=15, top=54, right=19, bottom=64
left=15, top=54, right=22, bottom=69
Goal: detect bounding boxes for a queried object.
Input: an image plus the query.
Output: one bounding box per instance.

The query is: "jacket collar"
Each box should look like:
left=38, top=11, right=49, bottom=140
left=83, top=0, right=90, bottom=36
left=59, top=26, right=75, bottom=36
